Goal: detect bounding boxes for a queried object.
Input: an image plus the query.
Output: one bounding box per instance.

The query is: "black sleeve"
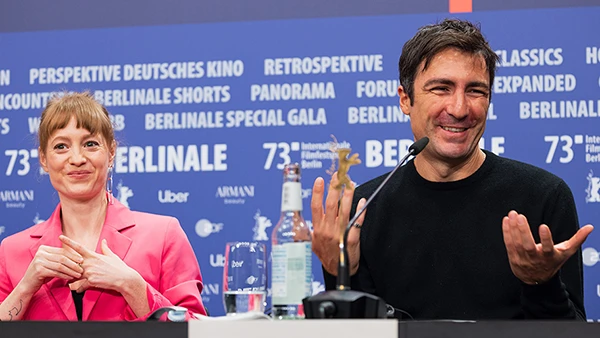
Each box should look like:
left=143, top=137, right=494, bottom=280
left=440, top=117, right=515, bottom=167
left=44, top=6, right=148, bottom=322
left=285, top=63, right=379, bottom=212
left=521, top=180, right=586, bottom=320
left=323, top=265, right=337, bottom=290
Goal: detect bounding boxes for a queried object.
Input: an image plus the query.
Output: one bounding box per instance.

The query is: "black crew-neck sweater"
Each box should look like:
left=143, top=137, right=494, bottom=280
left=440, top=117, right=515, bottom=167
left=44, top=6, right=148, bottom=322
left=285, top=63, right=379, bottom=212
left=324, top=150, right=586, bottom=320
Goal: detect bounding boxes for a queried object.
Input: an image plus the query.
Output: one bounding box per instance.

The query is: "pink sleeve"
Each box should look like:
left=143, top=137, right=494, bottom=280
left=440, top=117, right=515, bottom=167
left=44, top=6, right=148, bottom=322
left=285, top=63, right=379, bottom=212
left=123, top=218, right=207, bottom=320
left=0, top=240, right=13, bottom=303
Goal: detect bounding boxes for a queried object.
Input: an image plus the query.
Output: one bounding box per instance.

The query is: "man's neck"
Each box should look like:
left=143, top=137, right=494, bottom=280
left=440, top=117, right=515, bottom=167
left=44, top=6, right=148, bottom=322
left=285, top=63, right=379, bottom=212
left=414, top=149, right=487, bottom=182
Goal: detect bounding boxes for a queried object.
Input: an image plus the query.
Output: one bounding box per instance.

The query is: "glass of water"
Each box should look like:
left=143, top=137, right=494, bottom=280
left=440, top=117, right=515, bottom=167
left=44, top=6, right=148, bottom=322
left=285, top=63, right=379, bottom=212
left=223, top=241, right=267, bottom=315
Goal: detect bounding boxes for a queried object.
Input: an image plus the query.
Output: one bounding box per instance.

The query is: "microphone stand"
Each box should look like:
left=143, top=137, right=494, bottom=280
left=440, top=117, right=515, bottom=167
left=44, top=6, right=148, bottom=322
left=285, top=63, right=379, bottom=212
left=303, top=137, right=429, bottom=319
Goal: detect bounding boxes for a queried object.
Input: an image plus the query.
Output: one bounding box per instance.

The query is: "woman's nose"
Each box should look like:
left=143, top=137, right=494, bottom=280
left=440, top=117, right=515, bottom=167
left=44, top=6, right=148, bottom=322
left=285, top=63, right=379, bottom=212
left=69, top=148, right=87, bottom=165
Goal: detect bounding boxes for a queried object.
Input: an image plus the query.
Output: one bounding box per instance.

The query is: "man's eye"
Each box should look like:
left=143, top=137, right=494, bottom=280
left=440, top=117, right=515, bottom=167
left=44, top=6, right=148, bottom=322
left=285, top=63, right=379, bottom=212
left=54, top=144, right=66, bottom=150
left=85, top=141, right=99, bottom=147
left=469, top=89, right=489, bottom=97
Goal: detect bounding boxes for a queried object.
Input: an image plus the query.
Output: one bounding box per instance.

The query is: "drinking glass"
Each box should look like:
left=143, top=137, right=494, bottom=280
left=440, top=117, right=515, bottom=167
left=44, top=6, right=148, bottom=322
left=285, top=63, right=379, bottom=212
left=222, top=241, right=267, bottom=315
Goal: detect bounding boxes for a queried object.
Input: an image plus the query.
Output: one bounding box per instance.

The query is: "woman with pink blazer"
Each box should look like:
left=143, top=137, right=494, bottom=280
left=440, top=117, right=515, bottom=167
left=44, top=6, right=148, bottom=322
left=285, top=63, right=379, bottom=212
left=0, top=92, right=206, bottom=320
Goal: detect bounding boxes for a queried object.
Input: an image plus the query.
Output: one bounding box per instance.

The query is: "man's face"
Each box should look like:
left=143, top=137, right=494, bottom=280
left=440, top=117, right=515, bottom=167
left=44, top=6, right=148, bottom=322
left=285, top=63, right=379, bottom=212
left=399, top=48, right=490, bottom=164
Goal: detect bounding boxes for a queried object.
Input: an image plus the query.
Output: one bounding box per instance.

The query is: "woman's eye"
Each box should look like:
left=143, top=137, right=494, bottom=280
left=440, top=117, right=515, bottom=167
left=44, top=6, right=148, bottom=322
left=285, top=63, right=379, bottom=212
left=85, top=141, right=99, bottom=147
left=54, top=143, right=66, bottom=150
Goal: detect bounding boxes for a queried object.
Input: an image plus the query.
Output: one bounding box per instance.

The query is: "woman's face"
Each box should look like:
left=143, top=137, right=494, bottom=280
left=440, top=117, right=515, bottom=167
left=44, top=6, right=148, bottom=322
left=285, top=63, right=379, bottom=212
left=39, top=116, right=115, bottom=203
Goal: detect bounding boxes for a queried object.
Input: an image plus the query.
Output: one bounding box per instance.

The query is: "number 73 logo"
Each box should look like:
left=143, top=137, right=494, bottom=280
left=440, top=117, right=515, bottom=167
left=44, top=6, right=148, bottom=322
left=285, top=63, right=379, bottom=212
left=4, top=149, right=39, bottom=176
left=544, top=135, right=576, bottom=164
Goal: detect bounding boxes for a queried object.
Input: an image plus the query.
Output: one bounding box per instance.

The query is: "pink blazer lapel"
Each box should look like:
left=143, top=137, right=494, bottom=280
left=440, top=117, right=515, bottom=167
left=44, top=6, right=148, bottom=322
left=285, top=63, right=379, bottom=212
left=83, top=200, right=135, bottom=320
left=29, top=200, right=137, bottom=321
left=29, top=204, right=77, bottom=321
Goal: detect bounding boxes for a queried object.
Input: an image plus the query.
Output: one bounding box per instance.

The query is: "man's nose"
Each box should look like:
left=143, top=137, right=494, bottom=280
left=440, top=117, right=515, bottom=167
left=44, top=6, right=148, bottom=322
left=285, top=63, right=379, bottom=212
left=446, top=92, right=468, bottom=119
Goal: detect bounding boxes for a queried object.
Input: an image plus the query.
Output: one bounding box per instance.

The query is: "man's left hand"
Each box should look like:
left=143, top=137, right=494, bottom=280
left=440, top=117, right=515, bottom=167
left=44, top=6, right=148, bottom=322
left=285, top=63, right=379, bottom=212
left=502, top=210, right=594, bottom=285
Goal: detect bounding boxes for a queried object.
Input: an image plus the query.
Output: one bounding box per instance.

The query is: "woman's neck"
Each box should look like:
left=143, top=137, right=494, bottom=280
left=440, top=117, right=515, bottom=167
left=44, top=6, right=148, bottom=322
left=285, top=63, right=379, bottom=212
left=59, top=192, right=108, bottom=250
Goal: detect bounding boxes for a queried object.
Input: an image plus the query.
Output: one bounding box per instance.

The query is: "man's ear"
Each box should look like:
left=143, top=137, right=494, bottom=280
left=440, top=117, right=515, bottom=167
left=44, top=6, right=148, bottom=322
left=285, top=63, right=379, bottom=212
left=398, top=85, right=411, bottom=116
left=38, top=147, right=49, bottom=173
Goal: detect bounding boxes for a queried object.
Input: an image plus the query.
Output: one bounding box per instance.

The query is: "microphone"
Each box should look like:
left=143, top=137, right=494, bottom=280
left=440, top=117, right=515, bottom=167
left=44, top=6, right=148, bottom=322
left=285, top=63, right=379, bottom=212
left=303, top=137, right=429, bottom=319
left=337, top=136, right=429, bottom=289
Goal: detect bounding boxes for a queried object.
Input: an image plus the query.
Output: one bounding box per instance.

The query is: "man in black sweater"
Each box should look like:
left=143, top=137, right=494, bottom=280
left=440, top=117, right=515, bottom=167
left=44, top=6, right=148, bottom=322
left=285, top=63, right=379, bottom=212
left=310, top=19, right=594, bottom=320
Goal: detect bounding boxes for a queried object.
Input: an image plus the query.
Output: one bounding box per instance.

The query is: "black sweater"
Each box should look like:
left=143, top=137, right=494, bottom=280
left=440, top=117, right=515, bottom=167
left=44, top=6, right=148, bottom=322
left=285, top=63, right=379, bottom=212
left=323, top=151, right=586, bottom=320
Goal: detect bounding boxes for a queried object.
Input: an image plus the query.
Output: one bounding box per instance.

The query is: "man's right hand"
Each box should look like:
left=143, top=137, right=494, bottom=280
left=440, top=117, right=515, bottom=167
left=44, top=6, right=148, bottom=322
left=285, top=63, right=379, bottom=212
left=311, top=173, right=366, bottom=276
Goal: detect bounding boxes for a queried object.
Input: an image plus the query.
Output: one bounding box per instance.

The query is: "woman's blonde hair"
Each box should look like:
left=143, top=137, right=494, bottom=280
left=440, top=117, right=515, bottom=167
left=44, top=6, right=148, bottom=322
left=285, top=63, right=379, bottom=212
left=38, top=91, right=115, bottom=153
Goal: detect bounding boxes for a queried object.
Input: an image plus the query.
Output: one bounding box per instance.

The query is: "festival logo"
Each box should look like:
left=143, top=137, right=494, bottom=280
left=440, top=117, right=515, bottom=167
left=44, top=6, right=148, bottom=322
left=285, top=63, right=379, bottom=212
left=115, top=180, right=134, bottom=208
left=586, top=170, right=600, bottom=203
left=252, top=209, right=273, bottom=241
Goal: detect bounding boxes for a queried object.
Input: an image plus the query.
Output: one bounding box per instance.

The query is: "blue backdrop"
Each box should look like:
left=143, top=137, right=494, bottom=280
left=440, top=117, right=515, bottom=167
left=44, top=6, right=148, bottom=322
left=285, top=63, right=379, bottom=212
left=0, top=2, right=598, bottom=318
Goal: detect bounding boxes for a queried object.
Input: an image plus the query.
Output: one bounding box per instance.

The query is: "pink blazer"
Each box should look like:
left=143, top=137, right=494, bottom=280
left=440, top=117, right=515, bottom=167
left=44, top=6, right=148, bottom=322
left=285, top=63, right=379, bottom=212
left=0, top=199, right=207, bottom=320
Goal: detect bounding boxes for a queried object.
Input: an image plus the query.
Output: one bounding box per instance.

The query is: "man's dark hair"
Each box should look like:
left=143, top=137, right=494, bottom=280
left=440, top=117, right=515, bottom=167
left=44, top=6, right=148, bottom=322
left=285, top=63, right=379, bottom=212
left=399, top=19, right=499, bottom=104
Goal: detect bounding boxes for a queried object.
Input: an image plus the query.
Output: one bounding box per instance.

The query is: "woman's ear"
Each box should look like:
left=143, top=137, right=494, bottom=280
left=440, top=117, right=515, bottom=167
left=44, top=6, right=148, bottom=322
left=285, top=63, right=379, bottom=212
left=38, top=147, right=49, bottom=173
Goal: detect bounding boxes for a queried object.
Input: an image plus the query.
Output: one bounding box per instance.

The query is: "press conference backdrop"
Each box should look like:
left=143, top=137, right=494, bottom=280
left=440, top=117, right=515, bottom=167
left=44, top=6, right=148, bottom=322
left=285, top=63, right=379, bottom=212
left=0, top=0, right=598, bottom=318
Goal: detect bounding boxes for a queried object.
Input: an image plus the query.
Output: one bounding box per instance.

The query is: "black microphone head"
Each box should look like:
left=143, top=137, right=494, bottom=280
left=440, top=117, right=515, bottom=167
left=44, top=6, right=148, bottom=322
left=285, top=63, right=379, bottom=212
left=408, top=137, right=429, bottom=156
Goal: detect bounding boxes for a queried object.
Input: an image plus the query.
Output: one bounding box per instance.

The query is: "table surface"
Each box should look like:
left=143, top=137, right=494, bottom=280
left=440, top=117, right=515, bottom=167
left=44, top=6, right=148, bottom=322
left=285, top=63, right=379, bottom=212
left=2, top=319, right=600, bottom=338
